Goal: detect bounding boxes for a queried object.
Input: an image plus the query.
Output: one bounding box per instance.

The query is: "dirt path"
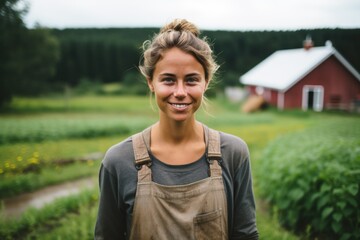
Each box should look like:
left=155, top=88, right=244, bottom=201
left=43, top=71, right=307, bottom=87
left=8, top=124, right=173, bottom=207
left=1, top=177, right=96, bottom=219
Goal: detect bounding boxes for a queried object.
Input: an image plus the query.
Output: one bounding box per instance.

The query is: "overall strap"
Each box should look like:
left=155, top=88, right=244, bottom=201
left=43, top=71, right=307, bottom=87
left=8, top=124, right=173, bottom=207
left=132, top=127, right=152, bottom=167
left=204, top=126, right=223, bottom=177
left=206, top=127, right=222, bottom=160
left=132, top=127, right=152, bottom=182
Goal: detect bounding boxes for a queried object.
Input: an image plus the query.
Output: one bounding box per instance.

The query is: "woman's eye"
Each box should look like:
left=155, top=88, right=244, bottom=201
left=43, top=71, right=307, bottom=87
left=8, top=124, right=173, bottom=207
left=162, top=78, right=175, bottom=83
left=186, top=77, right=198, bottom=84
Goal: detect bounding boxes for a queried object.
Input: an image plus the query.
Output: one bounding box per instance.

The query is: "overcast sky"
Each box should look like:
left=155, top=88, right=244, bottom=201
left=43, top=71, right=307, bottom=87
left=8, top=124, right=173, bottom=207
left=24, top=0, right=360, bottom=31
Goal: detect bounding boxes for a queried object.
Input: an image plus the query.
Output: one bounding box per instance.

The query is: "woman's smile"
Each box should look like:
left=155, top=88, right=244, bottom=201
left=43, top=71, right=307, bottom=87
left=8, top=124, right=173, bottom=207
left=169, top=102, right=191, bottom=111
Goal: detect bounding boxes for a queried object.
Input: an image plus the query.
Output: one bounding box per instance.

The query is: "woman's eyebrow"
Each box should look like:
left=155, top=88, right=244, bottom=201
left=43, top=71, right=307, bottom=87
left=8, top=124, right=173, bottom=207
left=159, top=73, right=176, bottom=77
left=159, top=72, right=202, bottom=77
left=185, top=73, right=201, bottom=77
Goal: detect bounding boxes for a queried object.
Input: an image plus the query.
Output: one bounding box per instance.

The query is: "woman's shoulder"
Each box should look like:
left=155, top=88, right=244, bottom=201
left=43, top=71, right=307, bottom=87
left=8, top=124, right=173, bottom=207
left=102, top=136, right=135, bottom=174
left=219, top=131, right=249, bottom=155
left=217, top=130, right=250, bottom=169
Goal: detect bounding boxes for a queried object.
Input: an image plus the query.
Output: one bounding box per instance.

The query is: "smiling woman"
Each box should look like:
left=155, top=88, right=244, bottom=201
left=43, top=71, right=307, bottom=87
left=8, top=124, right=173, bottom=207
left=149, top=47, right=207, bottom=123
left=95, top=19, right=259, bottom=240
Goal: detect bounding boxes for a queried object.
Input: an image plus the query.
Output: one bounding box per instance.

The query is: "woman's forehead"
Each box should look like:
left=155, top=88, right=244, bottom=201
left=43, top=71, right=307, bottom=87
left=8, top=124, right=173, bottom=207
left=154, top=48, right=205, bottom=76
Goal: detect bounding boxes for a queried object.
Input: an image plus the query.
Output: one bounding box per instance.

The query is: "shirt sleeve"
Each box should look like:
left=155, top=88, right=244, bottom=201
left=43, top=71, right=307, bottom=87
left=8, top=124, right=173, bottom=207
left=231, top=153, right=259, bottom=240
left=94, top=164, right=126, bottom=240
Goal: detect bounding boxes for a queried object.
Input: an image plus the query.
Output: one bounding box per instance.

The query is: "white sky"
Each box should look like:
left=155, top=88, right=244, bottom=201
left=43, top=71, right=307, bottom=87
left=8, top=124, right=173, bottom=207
left=24, top=0, right=360, bottom=31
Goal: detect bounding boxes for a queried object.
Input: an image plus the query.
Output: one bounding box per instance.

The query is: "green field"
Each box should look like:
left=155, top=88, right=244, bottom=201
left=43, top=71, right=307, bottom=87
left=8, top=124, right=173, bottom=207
left=0, top=95, right=357, bottom=239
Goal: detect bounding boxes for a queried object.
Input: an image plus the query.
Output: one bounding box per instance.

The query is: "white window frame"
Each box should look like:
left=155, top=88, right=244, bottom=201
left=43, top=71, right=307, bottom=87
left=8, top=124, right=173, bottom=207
left=302, top=85, right=324, bottom=111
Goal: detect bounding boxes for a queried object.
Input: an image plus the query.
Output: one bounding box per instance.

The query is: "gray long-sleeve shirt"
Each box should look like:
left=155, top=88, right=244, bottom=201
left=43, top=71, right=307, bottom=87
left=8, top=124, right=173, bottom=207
left=95, top=130, right=259, bottom=240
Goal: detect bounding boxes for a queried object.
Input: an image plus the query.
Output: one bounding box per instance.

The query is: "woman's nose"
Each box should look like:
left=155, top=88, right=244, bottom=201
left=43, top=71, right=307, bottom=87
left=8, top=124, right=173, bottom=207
left=173, top=83, right=187, bottom=98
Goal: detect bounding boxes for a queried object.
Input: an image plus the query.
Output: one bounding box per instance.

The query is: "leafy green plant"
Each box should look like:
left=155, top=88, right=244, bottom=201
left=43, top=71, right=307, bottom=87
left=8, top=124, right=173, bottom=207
left=258, top=119, right=360, bottom=240
left=26, top=203, right=98, bottom=240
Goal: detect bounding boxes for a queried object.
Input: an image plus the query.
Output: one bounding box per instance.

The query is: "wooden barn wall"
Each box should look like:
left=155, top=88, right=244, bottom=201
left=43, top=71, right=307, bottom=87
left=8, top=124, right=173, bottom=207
left=284, top=56, right=360, bottom=109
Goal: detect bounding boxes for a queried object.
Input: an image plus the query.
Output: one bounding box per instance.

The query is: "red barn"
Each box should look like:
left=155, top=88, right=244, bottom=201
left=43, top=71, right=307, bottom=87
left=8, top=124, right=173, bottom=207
left=240, top=39, right=360, bottom=111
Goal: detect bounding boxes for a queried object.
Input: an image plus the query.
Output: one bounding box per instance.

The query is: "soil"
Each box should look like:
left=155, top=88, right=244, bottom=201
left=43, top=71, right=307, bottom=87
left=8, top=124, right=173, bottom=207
left=1, top=177, right=96, bottom=219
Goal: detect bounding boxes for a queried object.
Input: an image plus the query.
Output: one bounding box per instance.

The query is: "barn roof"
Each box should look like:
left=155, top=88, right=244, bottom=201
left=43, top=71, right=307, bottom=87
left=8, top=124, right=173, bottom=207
left=239, top=42, right=360, bottom=92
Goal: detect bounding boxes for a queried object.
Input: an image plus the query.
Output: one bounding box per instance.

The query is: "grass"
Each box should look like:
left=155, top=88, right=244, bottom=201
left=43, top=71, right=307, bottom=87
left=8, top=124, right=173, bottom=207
left=0, top=135, right=126, bottom=198
left=0, top=161, right=99, bottom=199
left=5, top=95, right=156, bottom=114
left=26, top=203, right=98, bottom=240
left=0, top=113, right=157, bottom=144
left=1, top=95, right=357, bottom=239
left=0, top=135, right=122, bottom=163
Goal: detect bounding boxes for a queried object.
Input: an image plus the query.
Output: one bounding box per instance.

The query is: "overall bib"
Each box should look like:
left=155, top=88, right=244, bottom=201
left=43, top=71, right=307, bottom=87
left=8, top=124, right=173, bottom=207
left=129, top=126, right=228, bottom=240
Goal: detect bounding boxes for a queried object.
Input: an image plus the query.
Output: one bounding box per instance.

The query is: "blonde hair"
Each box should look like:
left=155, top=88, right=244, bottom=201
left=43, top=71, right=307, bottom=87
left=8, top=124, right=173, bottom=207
left=139, top=19, right=218, bottom=82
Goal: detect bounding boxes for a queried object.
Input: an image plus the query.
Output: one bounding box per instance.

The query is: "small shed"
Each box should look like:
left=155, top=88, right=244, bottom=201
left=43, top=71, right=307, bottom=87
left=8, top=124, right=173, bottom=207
left=240, top=38, right=360, bottom=111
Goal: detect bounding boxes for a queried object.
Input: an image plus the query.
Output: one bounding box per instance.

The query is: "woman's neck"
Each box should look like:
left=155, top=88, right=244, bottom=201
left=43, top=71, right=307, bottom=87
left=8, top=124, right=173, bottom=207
left=153, top=118, right=203, bottom=145
left=150, top=119, right=205, bottom=165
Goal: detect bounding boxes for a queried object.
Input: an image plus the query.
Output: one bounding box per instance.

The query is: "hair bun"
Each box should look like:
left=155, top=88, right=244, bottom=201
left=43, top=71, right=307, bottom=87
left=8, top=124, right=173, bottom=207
left=160, top=19, right=200, bottom=37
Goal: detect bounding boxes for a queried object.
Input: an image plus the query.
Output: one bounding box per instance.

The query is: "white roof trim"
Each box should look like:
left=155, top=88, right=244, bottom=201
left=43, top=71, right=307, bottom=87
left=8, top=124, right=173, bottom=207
left=332, top=49, right=360, bottom=82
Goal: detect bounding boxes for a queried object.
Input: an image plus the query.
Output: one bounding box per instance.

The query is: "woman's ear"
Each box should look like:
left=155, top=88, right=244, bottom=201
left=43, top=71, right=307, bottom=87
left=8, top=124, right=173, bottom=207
left=147, top=78, right=154, bottom=92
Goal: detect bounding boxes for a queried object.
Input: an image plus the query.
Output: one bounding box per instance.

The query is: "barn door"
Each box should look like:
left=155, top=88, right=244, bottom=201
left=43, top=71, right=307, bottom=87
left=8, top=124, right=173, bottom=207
left=302, top=86, right=324, bottom=111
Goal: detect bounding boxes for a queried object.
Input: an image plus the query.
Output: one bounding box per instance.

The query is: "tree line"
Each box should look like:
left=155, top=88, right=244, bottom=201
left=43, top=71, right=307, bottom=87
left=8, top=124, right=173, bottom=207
left=52, top=27, right=360, bottom=89
left=1, top=0, right=59, bottom=105
left=1, top=0, right=360, bottom=106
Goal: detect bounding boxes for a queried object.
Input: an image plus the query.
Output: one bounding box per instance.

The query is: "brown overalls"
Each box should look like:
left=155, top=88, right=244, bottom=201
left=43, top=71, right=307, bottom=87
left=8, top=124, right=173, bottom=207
left=129, top=126, right=228, bottom=240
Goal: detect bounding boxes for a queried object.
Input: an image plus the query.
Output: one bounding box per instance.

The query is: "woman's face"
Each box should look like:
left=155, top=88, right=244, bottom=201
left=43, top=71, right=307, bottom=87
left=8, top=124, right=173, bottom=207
left=148, top=47, right=208, bottom=123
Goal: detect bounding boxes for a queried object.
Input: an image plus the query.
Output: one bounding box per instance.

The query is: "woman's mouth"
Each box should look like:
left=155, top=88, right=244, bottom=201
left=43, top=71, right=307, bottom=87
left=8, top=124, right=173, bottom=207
left=170, top=103, right=190, bottom=110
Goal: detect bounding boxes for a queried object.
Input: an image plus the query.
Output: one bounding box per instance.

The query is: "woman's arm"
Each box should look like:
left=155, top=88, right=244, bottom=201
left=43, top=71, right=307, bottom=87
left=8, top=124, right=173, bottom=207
left=231, top=152, right=259, bottom=240
left=95, top=164, right=126, bottom=240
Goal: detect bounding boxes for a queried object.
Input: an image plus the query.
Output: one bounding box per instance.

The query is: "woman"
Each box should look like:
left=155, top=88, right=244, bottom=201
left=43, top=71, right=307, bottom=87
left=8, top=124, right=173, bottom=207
left=95, top=19, right=258, bottom=240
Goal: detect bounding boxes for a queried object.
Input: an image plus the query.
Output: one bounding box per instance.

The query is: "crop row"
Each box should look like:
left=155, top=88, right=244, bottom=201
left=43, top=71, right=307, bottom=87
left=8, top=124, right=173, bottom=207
left=258, top=118, right=360, bottom=240
left=0, top=114, right=156, bottom=145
